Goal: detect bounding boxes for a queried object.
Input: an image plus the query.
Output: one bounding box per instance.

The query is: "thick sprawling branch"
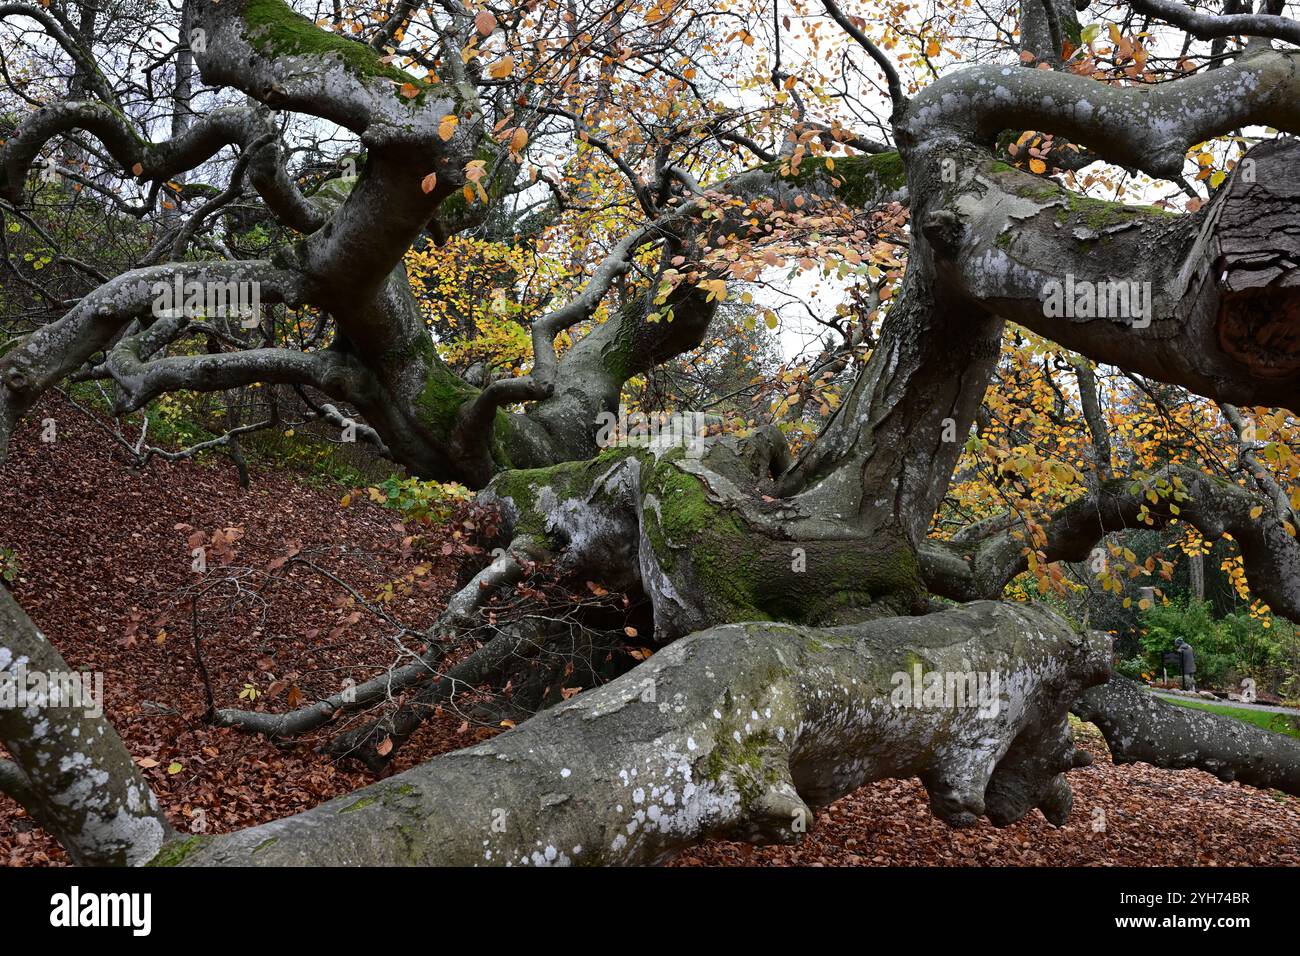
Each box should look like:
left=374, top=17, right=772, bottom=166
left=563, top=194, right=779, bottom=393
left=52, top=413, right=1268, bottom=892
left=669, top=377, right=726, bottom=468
left=0, top=3, right=117, bottom=105
left=2, top=103, right=321, bottom=232
left=930, top=139, right=1300, bottom=412
left=1075, top=676, right=1300, bottom=796
left=1129, top=0, right=1300, bottom=46
left=898, top=46, right=1300, bottom=180
left=105, top=317, right=375, bottom=413
left=185, top=0, right=466, bottom=141
left=0, top=261, right=302, bottom=459
left=156, top=110, right=323, bottom=233
left=170, top=601, right=1109, bottom=866
left=0, top=587, right=172, bottom=865
left=1, top=103, right=141, bottom=203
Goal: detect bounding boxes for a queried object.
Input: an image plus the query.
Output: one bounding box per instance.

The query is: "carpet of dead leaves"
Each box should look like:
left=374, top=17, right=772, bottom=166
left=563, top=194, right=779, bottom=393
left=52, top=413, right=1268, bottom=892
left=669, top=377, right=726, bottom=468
left=2, top=394, right=1299, bottom=866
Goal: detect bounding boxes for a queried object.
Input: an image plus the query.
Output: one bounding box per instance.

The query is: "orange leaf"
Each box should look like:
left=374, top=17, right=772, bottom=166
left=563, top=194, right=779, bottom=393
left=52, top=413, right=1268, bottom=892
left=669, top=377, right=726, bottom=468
left=475, top=10, right=497, bottom=35
left=421, top=172, right=438, bottom=194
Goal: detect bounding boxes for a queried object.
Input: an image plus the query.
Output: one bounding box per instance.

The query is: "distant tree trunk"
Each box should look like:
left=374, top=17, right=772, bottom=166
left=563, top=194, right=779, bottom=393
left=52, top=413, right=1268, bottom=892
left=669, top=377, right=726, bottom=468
left=163, top=3, right=195, bottom=226
left=1189, top=552, right=1205, bottom=602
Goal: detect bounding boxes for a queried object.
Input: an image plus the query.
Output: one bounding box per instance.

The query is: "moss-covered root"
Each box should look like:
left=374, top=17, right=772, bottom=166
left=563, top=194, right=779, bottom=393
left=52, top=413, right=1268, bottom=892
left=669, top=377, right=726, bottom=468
left=638, top=453, right=928, bottom=640
left=480, top=447, right=929, bottom=641
left=147, top=835, right=214, bottom=867
left=175, top=601, right=1109, bottom=865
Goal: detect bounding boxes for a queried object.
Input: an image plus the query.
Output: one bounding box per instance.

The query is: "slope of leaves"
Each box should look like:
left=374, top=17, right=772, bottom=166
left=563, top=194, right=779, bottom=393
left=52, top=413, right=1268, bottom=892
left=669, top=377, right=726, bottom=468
left=0, top=394, right=472, bottom=865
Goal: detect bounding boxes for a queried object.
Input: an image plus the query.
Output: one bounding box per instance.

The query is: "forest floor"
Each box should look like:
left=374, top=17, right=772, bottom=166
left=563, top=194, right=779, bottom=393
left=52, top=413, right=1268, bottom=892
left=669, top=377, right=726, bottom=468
left=3, top=394, right=1299, bottom=867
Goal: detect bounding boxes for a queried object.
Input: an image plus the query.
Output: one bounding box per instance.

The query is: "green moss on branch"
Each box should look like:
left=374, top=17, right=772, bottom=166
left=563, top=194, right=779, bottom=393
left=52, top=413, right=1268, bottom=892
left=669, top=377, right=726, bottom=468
left=642, top=454, right=926, bottom=624
left=1053, top=191, right=1177, bottom=230
left=240, top=0, right=419, bottom=90
left=146, top=835, right=214, bottom=867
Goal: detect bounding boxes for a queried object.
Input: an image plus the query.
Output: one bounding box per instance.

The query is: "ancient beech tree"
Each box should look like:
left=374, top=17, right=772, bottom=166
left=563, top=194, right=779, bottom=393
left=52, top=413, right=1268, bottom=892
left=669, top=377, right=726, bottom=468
left=1, top=0, right=1300, bottom=866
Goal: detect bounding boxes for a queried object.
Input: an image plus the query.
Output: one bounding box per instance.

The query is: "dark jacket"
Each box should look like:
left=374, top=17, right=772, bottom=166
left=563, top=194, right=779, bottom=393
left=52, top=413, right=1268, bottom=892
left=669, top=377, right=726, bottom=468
left=1178, top=643, right=1196, bottom=674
